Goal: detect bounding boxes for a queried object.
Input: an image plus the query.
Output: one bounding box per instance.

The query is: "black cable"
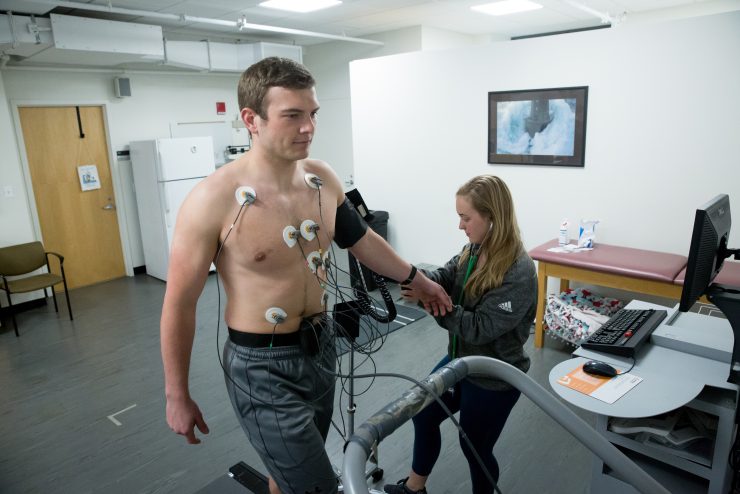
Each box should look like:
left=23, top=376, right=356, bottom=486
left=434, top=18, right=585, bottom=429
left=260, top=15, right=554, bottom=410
left=353, top=262, right=397, bottom=323
left=617, top=357, right=636, bottom=375
left=319, top=365, right=503, bottom=494
left=211, top=189, right=353, bottom=488
left=212, top=182, right=501, bottom=492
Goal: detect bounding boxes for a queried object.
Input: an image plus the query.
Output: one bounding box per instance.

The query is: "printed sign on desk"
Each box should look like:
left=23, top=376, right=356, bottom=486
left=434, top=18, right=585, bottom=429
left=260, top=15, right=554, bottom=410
left=558, top=364, right=642, bottom=404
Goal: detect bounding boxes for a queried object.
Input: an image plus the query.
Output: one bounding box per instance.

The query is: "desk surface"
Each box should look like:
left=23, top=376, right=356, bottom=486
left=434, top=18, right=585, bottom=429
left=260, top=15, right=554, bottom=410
left=549, top=301, right=736, bottom=418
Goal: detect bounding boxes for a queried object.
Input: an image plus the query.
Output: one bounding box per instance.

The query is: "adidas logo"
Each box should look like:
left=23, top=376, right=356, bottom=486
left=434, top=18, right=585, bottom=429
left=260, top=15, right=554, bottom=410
left=498, top=301, right=512, bottom=313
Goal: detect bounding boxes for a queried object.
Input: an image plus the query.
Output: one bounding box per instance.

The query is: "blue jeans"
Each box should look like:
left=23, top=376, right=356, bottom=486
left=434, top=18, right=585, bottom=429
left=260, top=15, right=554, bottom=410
left=411, top=355, right=521, bottom=494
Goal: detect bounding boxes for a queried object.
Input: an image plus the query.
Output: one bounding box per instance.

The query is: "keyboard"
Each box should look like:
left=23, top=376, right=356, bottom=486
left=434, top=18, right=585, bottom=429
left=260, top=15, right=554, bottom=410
left=581, top=308, right=667, bottom=357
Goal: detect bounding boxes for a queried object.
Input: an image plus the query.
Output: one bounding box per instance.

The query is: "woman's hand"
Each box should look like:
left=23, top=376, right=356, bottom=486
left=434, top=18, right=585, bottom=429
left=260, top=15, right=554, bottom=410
left=400, top=285, right=419, bottom=303
left=409, top=274, right=453, bottom=316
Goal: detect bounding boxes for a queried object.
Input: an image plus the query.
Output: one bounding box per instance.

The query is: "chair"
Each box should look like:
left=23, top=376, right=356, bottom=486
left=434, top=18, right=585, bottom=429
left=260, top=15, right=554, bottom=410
left=0, top=241, right=73, bottom=337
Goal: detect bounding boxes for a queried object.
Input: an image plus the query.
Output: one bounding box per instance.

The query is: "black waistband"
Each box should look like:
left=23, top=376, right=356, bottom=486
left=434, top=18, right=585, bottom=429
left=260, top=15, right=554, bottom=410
left=228, top=328, right=301, bottom=348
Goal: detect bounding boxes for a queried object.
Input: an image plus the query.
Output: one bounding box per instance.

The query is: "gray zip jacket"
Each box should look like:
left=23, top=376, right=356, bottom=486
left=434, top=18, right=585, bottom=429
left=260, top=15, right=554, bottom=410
left=423, top=245, right=538, bottom=390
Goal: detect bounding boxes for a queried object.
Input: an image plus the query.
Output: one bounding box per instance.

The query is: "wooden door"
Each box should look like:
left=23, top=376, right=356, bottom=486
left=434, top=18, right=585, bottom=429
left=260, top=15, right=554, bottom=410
left=19, top=106, right=126, bottom=289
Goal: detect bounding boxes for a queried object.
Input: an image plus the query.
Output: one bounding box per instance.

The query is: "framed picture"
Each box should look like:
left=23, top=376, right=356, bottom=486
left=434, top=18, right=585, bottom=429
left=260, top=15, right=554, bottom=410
left=488, top=86, right=588, bottom=167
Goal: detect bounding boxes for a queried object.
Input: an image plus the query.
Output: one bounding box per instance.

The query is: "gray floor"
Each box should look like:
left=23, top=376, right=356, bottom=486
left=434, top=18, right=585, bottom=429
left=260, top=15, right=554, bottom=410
left=0, top=273, right=594, bottom=494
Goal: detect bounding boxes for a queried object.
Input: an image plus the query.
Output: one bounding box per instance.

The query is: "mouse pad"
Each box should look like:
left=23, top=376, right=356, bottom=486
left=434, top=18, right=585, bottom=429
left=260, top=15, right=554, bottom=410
left=557, top=364, right=642, bottom=404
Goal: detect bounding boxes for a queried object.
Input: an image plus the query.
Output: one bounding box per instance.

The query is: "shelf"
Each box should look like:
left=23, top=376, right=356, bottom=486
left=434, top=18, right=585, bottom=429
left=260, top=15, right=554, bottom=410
left=604, top=431, right=712, bottom=478
left=687, top=386, right=738, bottom=415
left=596, top=445, right=709, bottom=494
left=593, top=385, right=737, bottom=494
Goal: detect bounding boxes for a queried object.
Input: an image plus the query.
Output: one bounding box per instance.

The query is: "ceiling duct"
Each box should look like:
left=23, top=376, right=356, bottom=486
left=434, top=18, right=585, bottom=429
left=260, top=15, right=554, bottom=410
left=1, top=12, right=164, bottom=67
left=0, top=12, right=303, bottom=71
left=0, top=13, right=54, bottom=58
left=23, top=0, right=384, bottom=46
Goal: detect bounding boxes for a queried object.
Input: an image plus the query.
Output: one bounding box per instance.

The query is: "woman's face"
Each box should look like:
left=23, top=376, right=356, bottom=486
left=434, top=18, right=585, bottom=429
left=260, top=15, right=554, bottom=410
left=456, top=194, right=489, bottom=244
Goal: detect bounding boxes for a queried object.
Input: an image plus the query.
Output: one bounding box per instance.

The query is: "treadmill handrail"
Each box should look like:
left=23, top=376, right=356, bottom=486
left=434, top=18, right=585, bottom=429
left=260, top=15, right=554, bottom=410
left=342, top=356, right=669, bottom=494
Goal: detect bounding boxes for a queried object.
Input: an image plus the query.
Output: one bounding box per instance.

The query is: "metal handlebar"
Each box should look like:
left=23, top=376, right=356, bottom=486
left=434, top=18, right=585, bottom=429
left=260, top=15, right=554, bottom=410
left=342, top=356, right=669, bottom=494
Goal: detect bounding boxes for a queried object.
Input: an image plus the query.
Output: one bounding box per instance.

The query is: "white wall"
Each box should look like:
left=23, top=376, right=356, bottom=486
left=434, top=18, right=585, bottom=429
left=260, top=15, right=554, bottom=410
left=305, top=26, right=478, bottom=189
left=0, top=72, right=40, bottom=306
left=0, top=69, right=240, bottom=269
left=304, top=27, right=423, bottom=189
left=350, top=12, right=740, bottom=274
left=0, top=72, right=35, bottom=247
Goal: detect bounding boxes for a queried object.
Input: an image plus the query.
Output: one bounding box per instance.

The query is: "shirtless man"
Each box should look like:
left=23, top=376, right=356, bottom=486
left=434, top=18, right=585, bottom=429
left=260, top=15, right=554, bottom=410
left=161, top=57, right=452, bottom=494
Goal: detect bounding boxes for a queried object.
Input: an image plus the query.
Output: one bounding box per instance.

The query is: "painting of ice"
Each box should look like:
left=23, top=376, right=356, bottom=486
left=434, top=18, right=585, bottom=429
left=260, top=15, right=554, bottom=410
left=496, top=98, right=576, bottom=156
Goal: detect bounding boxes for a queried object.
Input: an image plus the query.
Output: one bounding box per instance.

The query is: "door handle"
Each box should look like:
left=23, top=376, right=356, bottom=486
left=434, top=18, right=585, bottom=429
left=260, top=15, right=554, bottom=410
left=102, top=198, right=116, bottom=211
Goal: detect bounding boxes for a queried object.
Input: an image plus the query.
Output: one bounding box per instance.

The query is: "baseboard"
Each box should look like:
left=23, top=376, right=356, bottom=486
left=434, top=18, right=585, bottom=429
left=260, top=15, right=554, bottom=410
left=0, top=296, right=48, bottom=318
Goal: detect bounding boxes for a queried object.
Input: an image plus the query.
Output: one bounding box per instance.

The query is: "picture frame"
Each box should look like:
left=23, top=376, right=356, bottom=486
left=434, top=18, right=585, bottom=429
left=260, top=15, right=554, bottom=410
left=488, top=86, right=588, bottom=167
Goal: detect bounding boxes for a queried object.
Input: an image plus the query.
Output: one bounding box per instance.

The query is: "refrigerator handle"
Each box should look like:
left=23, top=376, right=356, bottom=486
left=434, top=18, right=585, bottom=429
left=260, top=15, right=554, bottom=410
left=162, top=183, right=172, bottom=228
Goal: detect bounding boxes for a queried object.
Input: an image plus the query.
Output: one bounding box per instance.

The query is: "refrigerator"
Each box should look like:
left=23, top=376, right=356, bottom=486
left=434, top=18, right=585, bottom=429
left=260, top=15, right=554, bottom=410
left=130, top=136, right=216, bottom=281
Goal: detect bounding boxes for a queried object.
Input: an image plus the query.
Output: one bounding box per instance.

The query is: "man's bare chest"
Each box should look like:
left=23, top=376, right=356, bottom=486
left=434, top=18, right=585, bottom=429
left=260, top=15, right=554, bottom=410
left=222, top=190, right=337, bottom=272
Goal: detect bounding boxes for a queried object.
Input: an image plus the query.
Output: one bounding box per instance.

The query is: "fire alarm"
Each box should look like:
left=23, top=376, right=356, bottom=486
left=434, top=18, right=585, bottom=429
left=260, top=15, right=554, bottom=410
left=216, top=102, right=226, bottom=115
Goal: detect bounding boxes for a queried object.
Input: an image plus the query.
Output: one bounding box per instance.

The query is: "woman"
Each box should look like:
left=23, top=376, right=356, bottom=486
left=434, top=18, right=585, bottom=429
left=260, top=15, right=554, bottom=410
left=384, top=175, right=538, bottom=494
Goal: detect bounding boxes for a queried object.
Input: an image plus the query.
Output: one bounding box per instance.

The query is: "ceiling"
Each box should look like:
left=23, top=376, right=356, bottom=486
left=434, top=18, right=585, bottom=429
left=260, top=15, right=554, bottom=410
left=1, top=0, right=736, bottom=47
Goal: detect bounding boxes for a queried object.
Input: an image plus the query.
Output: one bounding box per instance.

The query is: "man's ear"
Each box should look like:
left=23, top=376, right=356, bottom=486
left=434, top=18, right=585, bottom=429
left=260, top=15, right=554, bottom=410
left=241, top=107, right=259, bottom=135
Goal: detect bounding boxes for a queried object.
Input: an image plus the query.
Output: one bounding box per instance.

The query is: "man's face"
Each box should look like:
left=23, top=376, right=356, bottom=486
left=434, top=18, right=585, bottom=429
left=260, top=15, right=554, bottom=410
left=252, top=86, right=319, bottom=162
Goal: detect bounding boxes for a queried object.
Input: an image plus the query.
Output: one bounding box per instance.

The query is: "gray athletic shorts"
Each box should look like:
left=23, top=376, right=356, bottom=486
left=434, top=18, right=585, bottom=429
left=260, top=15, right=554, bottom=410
left=223, top=316, right=337, bottom=494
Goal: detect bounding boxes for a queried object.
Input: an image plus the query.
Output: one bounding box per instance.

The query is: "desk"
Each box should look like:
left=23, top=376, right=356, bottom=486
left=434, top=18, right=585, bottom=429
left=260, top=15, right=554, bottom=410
left=548, top=301, right=738, bottom=493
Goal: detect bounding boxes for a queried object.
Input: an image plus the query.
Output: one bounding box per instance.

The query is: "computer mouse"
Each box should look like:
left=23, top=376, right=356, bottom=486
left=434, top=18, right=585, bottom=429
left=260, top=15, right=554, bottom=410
left=582, top=360, right=618, bottom=378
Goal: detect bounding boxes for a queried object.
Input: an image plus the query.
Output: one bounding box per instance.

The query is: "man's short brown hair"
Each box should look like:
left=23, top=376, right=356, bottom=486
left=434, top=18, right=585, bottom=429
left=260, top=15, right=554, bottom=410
left=238, top=57, right=315, bottom=119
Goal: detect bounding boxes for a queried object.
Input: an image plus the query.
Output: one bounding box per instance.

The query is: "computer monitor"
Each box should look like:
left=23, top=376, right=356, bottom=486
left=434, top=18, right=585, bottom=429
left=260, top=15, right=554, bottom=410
left=679, top=194, right=740, bottom=383
left=679, top=194, right=732, bottom=311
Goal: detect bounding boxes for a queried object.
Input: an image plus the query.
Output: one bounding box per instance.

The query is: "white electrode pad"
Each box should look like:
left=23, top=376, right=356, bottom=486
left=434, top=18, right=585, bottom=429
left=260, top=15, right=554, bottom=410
left=265, top=307, right=287, bottom=324
left=304, top=173, right=322, bottom=189
left=283, top=226, right=298, bottom=247
left=306, top=251, right=322, bottom=273
left=300, top=219, right=319, bottom=241
left=235, top=186, right=256, bottom=206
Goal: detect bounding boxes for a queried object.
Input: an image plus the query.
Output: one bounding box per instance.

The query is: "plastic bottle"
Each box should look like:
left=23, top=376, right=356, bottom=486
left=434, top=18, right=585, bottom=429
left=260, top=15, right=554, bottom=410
left=559, top=219, right=569, bottom=246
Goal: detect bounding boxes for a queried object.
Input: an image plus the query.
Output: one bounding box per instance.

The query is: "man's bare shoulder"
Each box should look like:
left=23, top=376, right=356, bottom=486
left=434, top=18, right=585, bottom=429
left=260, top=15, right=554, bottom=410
left=177, top=165, right=241, bottom=229
left=301, top=159, right=343, bottom=201
left=302, top=158, right=333, bottom=176
left=199, top=160, right=251, bottom=197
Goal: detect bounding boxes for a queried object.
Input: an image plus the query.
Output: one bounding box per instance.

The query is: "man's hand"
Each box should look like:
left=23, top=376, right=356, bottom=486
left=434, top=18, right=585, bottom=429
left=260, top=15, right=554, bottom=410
left=411, top=275, right=452, bottom=316
left=166, top=396, right=210, bottom=445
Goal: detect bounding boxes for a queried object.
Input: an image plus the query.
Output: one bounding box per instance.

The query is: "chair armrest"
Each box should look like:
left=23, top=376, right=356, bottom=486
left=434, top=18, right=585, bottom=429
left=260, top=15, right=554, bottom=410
left=0, top=274, right=10, bottom=292
left=46, top=251, right=65, bottom=264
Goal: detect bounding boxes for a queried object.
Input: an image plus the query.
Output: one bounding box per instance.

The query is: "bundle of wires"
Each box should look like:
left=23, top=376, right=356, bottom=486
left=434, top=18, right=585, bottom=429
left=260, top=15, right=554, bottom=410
left=209, top=187, right=503, bottom=494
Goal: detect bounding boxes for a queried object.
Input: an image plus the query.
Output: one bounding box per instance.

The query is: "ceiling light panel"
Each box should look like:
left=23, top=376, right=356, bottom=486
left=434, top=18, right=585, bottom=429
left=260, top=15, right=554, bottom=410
left=259, top=0, right=342, bottom=13
left=471, top=0, right=543, bottom=16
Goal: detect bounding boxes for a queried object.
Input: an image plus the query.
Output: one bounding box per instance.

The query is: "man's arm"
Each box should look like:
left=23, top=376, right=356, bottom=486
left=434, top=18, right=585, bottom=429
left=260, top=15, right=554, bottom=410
left=161, top=182, right=220, bottom=444
left=348, top=230, right=452, bottom=315
left=306, top=160, right=451, bottom=314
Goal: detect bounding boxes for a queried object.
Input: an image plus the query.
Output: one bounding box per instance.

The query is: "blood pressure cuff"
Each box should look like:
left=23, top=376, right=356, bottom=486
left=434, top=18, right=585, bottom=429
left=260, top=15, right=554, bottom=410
left=334, top=197, right=368, bottom=249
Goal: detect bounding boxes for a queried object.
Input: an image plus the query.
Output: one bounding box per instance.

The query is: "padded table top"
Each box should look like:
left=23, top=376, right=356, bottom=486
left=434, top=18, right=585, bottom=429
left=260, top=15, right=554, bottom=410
left=674, top=260, right=740, bottom=287
left=529, top=239, right=687, bottom=283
